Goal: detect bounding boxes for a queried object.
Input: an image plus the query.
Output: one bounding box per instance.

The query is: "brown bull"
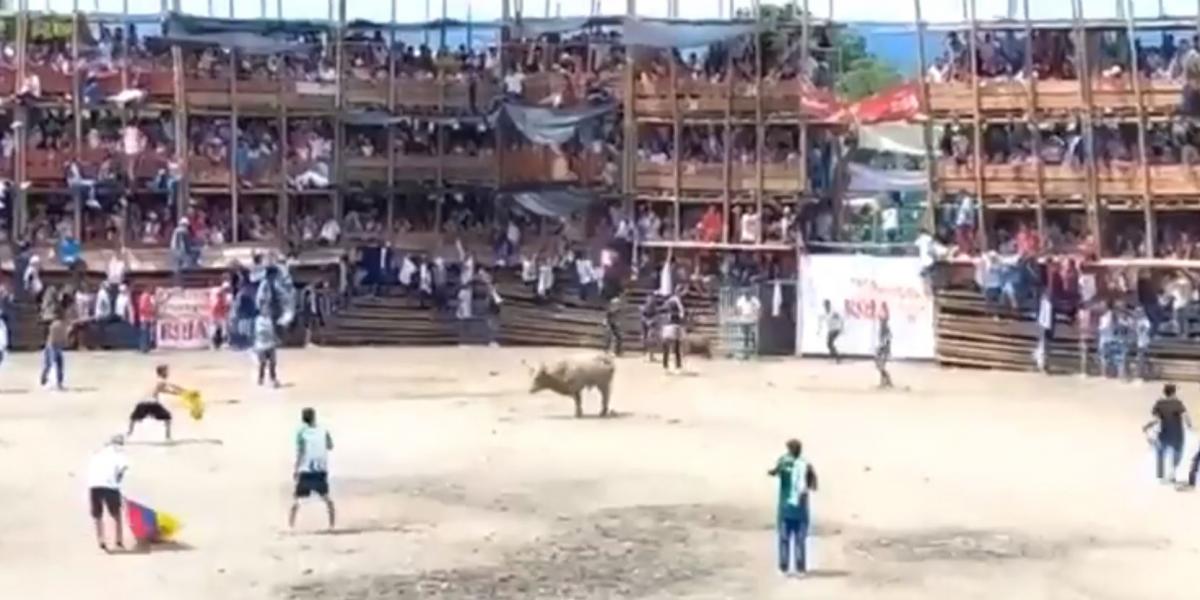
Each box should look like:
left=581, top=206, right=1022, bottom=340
left=527, top=355, right=615, bottom=418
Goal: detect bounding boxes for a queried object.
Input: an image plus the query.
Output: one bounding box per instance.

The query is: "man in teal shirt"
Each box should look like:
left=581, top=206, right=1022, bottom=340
left=767, top=438, right=819, bottom=575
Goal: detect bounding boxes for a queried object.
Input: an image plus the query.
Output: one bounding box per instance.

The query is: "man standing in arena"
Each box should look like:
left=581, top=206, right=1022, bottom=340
left=640, top=293, right=659, bottom=362
left=767, top=439, right=818, bottom=576
left=40, top=311, right=71, bottom=390
left=604, top=295, right=623, bottom=357
left=817, top=299, right=843, bottom=363
left=87, top=434, right=129, bottom=551
left=661, top=287, right=686, bottom=372
left=1143, top=384, right=1191, bottom=484
left=875, top=304, right=894, bottom=389
left=254, top=303, right=281, bottom=387
left=289, top=407, right=335, bottom=530
left=128, top=364, right=187, bottom=441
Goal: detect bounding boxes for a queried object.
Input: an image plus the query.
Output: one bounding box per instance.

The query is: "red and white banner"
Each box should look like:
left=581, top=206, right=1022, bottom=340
left=156, top=287, right=212, bottom=350
left=798, top=255, right=935, bottom=360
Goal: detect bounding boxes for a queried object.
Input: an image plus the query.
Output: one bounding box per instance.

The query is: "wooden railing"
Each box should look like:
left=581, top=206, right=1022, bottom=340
left=937, top=160, right=1200, bottom=197
left=636, top=159, right=804, bottom=192
left=929, top=78, right=1184, bottom=113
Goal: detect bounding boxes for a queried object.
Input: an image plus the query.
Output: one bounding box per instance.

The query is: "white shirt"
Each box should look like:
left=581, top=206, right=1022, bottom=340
left=504, top=72, right=525, bottom=95
left=87, top=445, right=128, bottom=490
left=456, top=286, right=473, bottom=319
left=319, top=219, right=341, bottom=244
left=521, top=258, right=537, bottom=283
left=736, top=296, right=761, bottom=320
left=881, top=206, right=899, bottom=232
left=1037, top=296, right=1054, bottom=330
left=106, top=257, right=126, bottom=285
left=955, top=197, right=976, bottom=227
left=740, top=211, right=761, bottom=243
left=820, top=310, right=844, bottom=334
left=0, top=318, right=8, bottom=350
left=915, top=233, right=939, bottom=269
left=295, top=425, right=330, bottom=474
left=94, top=291, right=113, bottom=318
left=114, top=292, right=132, bottom=321
left=23, top=265, right=42, bottom=295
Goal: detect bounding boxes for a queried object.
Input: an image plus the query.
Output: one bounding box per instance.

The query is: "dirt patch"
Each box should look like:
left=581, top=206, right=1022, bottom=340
left=282, top=504, right=757, bottom=600
left=849, top=529, right=1071, bottom=563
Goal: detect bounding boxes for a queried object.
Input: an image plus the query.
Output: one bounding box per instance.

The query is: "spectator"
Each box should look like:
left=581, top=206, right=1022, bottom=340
left=136, top=287, right=156, bottom=353
left=114, top=284, right=133, bottom=324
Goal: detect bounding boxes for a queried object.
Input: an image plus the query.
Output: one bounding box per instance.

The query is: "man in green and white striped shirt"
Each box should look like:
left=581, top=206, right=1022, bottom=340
left=767, top=438, right=819, bottom=575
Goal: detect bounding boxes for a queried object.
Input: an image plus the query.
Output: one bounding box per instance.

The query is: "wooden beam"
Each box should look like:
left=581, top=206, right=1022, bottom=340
left=912, top=0, right=937, bottom=233
left=1022, top=0, right=1046, bottom=243
left=1122, top=0, right=1154, bottom=258
left=968, top=0, right=987, bottom=251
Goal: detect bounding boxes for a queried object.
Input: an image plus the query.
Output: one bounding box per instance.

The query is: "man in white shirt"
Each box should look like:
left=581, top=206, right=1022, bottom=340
left=817, top=299, right=845, bottom=363
left=105, top=250, right=128, bottom=286
left=880, top=200, right=900, bottom=243
left=1035, top=291, right=1054, bottom=373
left=319, top=218, right=341, bottom=245
left=87, top=435, right=129, bottom=550
left=289, top=408, right=335, bottom=530
left=736, top=292, right=762, bottom=354
left=114, top=284, right=133, bottom=323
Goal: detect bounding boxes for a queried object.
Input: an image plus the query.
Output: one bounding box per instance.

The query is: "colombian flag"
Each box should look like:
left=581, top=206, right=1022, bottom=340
left=125, top=500, right=182, bottom=543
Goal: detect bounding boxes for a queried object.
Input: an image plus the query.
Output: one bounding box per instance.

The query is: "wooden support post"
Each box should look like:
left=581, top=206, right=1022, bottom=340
left=1073, top=0, right=1101, bottom=256
left=1123, top=0, right=1154, bottom=257
left=14, top=0, right=27, bottom=236
left=754, top=0, right=764, bottom=245
left=799, top=0, right=810, bottom=202
left=1022, top=0, right=1045, bottom=241
left=912, top=0, right=938, bottom=233
left=277, top=62, right=288, bottom=246
left=71, top=6, right=82, bottom=240
left=968, top=0, right=987, bottom=251
left=669, top=50, right=681, bottom=242
left=230, top=48, right=240, bottom=242
left=171, top=0, right=189, bottom=216
left=722, top=36, right=733, bottom=244
left=333, top=0, right=346, bottom=229
left=387, top=0, right=397, bottom=235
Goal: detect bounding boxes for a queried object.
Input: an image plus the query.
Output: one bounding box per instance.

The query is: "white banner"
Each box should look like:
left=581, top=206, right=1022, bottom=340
left=798, top=255, right=935, bottom=360
left=156, top=287, right=212, bottom=350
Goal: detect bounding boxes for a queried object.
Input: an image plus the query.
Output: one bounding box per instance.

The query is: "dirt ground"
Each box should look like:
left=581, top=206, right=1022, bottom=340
left=1, top=346, right=1197, bottom=600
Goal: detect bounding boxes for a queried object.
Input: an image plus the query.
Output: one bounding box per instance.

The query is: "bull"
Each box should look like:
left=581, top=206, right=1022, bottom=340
left=526, top=355, right=615, bottom=418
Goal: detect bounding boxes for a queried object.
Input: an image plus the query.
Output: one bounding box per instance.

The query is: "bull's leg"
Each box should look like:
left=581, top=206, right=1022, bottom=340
left=573, top=392, right=583, bottom=418
left=598, top=382, right=610, bottom=417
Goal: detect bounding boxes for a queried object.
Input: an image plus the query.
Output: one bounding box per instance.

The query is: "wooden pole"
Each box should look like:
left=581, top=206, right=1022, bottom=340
left=1123, top=0, right=1154, bottom=257
left=171, top=0, right=188, bottom=218
left=670, top=51, right=681, bottom=242
left=1072, top=0, right=1101, bottom=256
left=387, top=0, right=397, bottom=235
left=799, top=0, right=810, bottom=203
left=912, top=0, right=937, bottom=233
left=71, top=4, right=82, bottom=241
left=968, top=0, right=987, bottom=251
left=230, top=48, right=240, bottom=242
left=1022, top=0, right=1045, bottom=241
left=754, top=0, right=764, bottom=245
left=722, top=34, right=733, bottom=244
left=14, top=0, right=27, bottom=236
left=333, top=0, right=346, bottom=226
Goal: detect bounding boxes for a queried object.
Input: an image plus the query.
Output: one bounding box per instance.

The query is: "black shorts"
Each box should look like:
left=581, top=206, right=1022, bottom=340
left=130, top=401, right=172, bottom=422
left=294, top=472, right=329, bottom=498
left=89, top=487, right=121, bottom=519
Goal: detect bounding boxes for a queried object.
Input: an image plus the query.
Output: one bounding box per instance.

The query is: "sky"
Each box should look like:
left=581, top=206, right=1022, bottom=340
left=18, top=0, right=1200, bottom=24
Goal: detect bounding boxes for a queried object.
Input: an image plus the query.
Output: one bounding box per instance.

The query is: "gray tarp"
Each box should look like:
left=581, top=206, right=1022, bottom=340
left=623, top=20, right=758, bottom=48
left=156, top=33, right=314, bottom=55
left=498, top=101, right=615, bottom=147
left=510, top=188, right=596, bottom=218
left=344, top=111, right=489, bottom=127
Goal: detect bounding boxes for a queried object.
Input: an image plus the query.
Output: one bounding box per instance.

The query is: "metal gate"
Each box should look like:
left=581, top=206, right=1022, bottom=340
left=717, top=281, right=797, bottom=359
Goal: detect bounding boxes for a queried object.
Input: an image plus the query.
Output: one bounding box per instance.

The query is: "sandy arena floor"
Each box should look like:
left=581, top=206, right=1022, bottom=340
left=0, top=346, right=1197, bottom=600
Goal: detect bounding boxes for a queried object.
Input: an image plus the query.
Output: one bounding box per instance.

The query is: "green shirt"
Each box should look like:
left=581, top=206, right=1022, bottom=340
left=774, top=454, right=816, bottom=520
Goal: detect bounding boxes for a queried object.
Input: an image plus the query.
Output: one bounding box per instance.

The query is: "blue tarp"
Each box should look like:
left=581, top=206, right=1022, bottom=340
left=497, top=101, right=615, bottom=147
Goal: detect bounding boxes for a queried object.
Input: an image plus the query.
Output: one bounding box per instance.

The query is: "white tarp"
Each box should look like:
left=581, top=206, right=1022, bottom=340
left=798, top=255, right=935, bottom=360
left=847, top=163, right=928, bottom=193
left=858, top=123, right=929, bottom=156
